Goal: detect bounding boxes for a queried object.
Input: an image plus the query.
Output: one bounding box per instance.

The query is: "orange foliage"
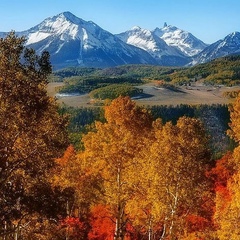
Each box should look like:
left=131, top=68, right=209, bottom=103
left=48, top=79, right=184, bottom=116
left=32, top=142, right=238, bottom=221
left=186, top=214, right=209, bottom=232
left=104, top=96, right=152, bottom=132
left=60, top=216, right=86, bottom=239
left=206, top=152, right=234, bottom=226
left=207, top=152, right=234, bottom=190
left=124, top=223, right=141, bottom=240
left=88, top=204, right=115, bottom=240
left=88, top=205, right=139, bottom=240
left=215, top=185, right=232, bottom=209
left=55, top=145, right=76, bottom=166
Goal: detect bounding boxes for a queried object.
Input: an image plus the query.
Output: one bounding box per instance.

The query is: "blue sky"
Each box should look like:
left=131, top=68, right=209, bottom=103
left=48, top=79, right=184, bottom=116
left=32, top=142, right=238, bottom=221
left=0, top=0, right=239, bottom=44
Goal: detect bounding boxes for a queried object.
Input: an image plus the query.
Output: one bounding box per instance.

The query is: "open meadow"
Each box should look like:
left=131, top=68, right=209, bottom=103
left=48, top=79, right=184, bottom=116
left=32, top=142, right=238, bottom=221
left=47, top=81, right=240, bottom=107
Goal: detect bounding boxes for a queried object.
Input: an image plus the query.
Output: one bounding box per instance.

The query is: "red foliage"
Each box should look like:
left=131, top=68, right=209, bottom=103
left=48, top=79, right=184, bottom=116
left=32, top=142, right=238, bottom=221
left=215, top=185, right=232, bottom=211
left=206, top=152, right=233, bottom=224
left=124, top=222, right=141, bottom=240
left=88, top=204, right=115, bottom=240
left=186, top=214, right=209, bottom=232
left=60, top=216, right=86, bottom=239
left=206, top=152, right=234, bottom=190
left=88, top=205, right=143, bottom=240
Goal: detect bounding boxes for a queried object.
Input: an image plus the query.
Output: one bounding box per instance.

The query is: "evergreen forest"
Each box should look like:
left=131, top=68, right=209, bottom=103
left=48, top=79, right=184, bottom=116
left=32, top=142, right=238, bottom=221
left=51, top=56, right=240, bottom=100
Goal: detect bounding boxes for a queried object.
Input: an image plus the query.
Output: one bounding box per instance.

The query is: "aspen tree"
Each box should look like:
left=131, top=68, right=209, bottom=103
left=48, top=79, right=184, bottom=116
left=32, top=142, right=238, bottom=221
left=0, top=32, right=68, bottom=237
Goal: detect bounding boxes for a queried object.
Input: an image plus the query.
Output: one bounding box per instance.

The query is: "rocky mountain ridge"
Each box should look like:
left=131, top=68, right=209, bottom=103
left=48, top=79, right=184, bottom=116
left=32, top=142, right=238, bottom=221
left=1, top=12, right=239, bottom=69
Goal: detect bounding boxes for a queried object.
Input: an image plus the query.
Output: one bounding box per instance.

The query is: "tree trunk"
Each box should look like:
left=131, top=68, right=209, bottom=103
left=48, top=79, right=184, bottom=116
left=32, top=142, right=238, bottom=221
left=148, top=219, right=153, bottom=240
left=159, top=219, right=167, bottom=240
left=114, top=167, right=126, bottom=240
left=14, top=226, right=18, bottom=240
left=3, top=221, right=7, bottom=240
left=114, top=202, right=126, bottom=240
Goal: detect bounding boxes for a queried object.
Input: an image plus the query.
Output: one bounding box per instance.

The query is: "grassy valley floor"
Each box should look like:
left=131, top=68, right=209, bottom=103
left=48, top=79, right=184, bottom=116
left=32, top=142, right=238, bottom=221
left=47, top=82, right=240, bottom=107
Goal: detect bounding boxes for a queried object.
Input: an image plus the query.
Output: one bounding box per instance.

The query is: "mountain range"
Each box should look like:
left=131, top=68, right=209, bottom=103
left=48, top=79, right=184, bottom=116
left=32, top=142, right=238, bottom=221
left=2, top=12, right=240, bottom=69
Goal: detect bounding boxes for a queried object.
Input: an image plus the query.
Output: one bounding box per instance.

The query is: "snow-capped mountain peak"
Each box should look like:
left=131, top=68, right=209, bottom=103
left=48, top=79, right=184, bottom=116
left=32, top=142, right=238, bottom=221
left=131, top=26, right=142, bottom=31
left=116, top=22, right=208, bottom=66
left=2, top=11, right=238, bottom=69
left=222, top=31, right=240, bottom=46
left=117, top=26, right=158, bottom=52
left=26, top=12, right=85, bottom=45
left=191, top=31, right=240, bottom=65
left=116, top=26, right=190, bottom=66
left=153, top=24, right=207, bottom=56
left=19, top=12, right=157, bottom=69
left=160, top=24, right=178, bottom=32
left=60, top=11, right=82, bottom=23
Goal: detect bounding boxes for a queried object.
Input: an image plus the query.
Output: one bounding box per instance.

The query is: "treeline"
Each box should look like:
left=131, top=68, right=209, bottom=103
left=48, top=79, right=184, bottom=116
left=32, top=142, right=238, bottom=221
left=52, top=65, right=178, bottom=81
left=61, top=103, right=232, bottom=156
left=89, top=84, right=143, bottom=100
left=48, top=56, right=240, bottom=102
left=53, top=67, right=99, bottom=80
left=57, top=76, right=143, bottom=95
left=51, top=55, right=240, bottom=90
left=50, top=65, right=180, bottom=98
left=166, top=55, right=240, bottom=86
left=63, top=103, right=230, bottom=129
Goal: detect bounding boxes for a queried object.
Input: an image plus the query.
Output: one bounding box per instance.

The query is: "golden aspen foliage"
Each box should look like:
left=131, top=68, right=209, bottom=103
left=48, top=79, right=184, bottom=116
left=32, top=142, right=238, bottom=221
left=55, top=96, right=212, bottom=239
left=214, top=172, right=240, bottom=240
left=0, top=32, right=68, bottom=236
left=215, top=93, right=240, bottom=239
left=81, top=96, right=153, bottom=240
left=52, top=145, right=101, bottom=218
left=131, top=117, right=211, bottom=239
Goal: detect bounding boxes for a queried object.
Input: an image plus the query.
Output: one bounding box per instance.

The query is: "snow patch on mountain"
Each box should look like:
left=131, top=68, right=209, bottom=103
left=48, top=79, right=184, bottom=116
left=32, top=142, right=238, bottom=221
left=2, top=11, right=239, bottom=68
left=21, top=12, right=157, bottom=68
left=116, top=25, right=188, bottom=65
left=153, top=24, right=207, bottom=56
left=119, top=26, right=160, bottom=53
left=37, top=12, right=80, bottom=39
left=190, top=31, right=240, bottom=65
left=27, top=32, right=51, bottom=45
left=117, top=24, right=195, bottom=66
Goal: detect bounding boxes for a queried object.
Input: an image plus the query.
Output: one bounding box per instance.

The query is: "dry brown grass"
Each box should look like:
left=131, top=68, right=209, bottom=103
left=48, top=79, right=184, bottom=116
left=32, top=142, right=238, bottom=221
left=47, top=82, right=240, bottom=108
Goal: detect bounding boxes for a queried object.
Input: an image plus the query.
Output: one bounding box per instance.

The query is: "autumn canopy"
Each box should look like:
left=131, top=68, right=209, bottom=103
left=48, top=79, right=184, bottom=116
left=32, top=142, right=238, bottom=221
left=1, top=33, right=240, bottom=240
